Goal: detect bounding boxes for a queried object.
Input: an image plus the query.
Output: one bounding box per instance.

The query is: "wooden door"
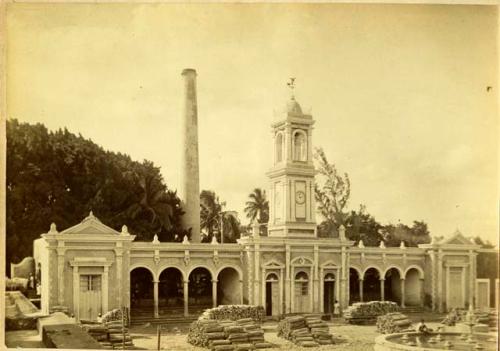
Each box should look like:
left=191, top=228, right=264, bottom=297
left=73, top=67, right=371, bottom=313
left=265, top=282, right=273, bottom=316
left=448, top=268, right=463, bottom=309
left=79, top=275, right=102, bottom=321
left=294, top=281, right=309, bottom=313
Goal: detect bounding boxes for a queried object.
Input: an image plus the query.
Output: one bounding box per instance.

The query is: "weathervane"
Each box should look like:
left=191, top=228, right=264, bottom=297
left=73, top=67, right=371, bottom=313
left=287, top=77, right=296, bottom=99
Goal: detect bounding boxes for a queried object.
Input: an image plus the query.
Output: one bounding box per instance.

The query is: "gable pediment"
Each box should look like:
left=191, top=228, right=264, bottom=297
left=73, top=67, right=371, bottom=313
left=441, top=231, right=473, bottom=245
left=61, top=212, right=120, bottom=235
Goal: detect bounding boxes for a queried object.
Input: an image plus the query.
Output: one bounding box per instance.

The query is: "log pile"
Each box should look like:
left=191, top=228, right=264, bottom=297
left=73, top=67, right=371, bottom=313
left=200, top=305, right=265, bottom=323
left=343, top=301, right=399, bottom=325
left=305, top=316, right=334, bottom=345
left=102, top=307, right=130, bottom=327
left=376, top=312, right=412, bottom=334
left=81, top=320, right=134, bottom=350
left=277, top=315, right=333, bottom=347
left=187, top=317, right=273, bottom=350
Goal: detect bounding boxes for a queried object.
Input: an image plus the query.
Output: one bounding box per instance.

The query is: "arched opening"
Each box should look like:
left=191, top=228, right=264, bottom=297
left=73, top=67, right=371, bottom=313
left=158, top=268, right=184, bottom=316
left=217, top=267, right=240, bottom=306
left=265, top=273, right=279, bottom=316
left=293, top=131, right=307, bottom=161
left=130, top=267, right=154, bottom=319
left=384, top=268, right=401, bottom=304
left=349, top=268, right=360, bottom=304
left=294, top=271, right=310, bottom=313
left=275, top=133, right=284, bottom=163
left=363, top=268, right=381, bottom=302
left=323, top=273, right=336, bottom=314
left=405, top=268, right=422, bottom=306
left=188, top=267, right=212, bottom=315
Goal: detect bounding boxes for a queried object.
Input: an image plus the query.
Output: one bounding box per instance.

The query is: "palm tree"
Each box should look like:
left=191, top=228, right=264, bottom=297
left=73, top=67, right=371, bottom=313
left=244, top=188, right=269, bottom=225
left=200, top=190, right=224, bottom=239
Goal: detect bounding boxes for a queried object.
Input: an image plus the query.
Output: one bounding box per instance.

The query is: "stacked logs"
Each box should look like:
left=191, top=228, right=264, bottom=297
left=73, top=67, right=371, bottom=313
left=376, top=312, right=412, bottom=334
left=200, top=305, right=265, bottom=323
left=81, top=320, right=134, bottom=350
left=187, top=317, right=273, bottom=350
left=305, top=316, right=334, bottom=345
left=343, top=301, right=399, bottom=325
left=277, top=315, right=333, bottom=347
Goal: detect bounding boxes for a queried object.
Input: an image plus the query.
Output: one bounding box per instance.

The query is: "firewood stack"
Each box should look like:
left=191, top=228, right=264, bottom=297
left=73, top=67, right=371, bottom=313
left=376, top=312, right=412, bottom=334
left=277, top=315, right=333, bottom=347
left=188, top=317, right=274, bottom=350
left=343, top=301, right=399, bottom=325
left=304, top=316, right=334, bottom=345
left=81, top=319, right=134, bottom=349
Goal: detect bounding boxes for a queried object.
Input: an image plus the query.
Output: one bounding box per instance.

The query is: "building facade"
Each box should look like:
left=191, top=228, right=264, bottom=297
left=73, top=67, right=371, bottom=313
left=32, top=91, right=489, bottom=322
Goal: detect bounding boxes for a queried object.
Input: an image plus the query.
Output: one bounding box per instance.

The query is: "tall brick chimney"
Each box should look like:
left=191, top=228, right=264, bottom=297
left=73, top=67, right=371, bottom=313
left=180, top=68, right=200, bottom=242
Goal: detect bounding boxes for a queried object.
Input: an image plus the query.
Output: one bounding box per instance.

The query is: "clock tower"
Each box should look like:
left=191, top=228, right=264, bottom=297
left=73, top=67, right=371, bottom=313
left=267, top=86, right=317, bottom=238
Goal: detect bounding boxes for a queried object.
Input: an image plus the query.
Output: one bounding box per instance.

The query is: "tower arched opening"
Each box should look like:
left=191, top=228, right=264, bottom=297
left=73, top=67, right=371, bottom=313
left=405, top=268, right=422, bottom=306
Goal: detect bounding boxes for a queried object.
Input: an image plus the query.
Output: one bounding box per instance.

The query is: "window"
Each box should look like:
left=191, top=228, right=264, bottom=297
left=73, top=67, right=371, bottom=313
left=293, top=131, right=307, bottom=161
left=275, top=133, right=284, bottom=163
left=81, top=275, right=101, bottom=292
left=295, top=271, right=309, bottom=296
left=266, top=273, right=279, bottom=282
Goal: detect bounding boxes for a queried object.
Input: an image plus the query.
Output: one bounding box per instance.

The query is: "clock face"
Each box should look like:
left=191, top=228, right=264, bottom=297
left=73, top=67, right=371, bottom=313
left=295, top=191, right=306, bottom=204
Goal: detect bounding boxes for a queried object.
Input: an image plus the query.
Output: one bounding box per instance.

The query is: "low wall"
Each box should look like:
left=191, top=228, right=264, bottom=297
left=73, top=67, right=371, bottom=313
left=5, top=291, right=42, bottom=331
left=43, top=324, right=103, bottom=349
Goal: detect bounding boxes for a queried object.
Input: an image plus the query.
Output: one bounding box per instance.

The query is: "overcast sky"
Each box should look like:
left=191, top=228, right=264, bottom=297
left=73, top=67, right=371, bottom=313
left=6, top=4, right=498, bottom=244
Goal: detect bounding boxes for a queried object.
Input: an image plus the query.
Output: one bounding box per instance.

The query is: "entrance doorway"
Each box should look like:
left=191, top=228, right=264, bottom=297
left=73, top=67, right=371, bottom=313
left=323, top=273, right=335, bottom=314
left=294, top=271, right=310, bottom=313
left=79, top=274, right=102, bottom=321
left=349, top=268, right=361, bottom=303
left=188, top=267, right=212, bottom=314
left=265, top=273, right=279, bottom=316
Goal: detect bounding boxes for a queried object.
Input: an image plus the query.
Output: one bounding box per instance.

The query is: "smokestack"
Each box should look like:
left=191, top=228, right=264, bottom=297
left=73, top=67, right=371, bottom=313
left=180, top=68, right=201, bottom=242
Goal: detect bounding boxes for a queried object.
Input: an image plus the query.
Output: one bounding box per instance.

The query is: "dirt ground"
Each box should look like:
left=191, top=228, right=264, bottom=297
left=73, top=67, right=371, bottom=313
left=130, top=323, right=381, bottom=351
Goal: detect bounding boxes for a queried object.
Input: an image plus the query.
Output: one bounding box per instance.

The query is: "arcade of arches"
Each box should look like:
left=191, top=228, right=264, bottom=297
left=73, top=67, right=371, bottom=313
left=130, top=266, right=243, bottom=318
left=348, top=267, right=424, bottom=307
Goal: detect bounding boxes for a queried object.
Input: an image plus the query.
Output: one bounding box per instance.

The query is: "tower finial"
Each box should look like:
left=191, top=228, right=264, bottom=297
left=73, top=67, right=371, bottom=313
left=287, top=77, right=296, bottom=99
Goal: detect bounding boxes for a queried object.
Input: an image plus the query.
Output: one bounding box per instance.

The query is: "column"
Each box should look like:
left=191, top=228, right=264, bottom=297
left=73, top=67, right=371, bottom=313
left=469, top=251, right=475, bottom=308
left=183, top=280, right=189, bottom=317
left=285, top=245, right=291, bottom=313
left=400, top=278, right=406, bottom=308
left=430, top=250, right=436, bottom=311
left=103, top=266, right=109, bottom=314
left=319, top=268, right=324, bottom=313
left=420, top=278, right=425, bottom=308
left=212, top=280, right=218, bottom=308
left=254, top=245, right=260, bottom=305
left=57, top=248, right=65, bottom=306
left=359, top=279, right=364, bottom=302
left=72, top=266, right=79, bottom=319
left=239, top=280, right=244, bottom=305
left=261, top=269, right=266, bottom=307
left=313, top=246, right=319, bottom=312
left=380, top=278, right=385, bottom=301
left=437, top=250, right=444, bottom=313
left=115, top=250, right=123, bottom=308
left=279, top=269, right=284, bottom=315
left=153, top=280, right=159, bottom=318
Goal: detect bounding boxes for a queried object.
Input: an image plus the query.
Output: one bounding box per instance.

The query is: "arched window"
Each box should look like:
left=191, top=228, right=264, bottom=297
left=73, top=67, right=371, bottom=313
left=293, top=131, right=307, bottom=161
left=324, top=273, right=336, bottom=281
left=266, top=273, right=279, bottom=282
left=275, top=133, right=284, bottom=163
left=295, top=271, right=309, bottom=296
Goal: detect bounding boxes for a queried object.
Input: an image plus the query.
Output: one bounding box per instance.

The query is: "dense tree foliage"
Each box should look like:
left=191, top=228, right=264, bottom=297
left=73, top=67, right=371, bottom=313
left=6, top=119, right=186, bottom=271
left=200, top=190, right=240, bottom=243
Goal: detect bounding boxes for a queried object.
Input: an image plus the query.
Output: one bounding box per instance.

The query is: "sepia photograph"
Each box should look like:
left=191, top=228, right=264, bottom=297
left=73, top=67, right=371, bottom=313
left=1, top=2, right=499, bottom=350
